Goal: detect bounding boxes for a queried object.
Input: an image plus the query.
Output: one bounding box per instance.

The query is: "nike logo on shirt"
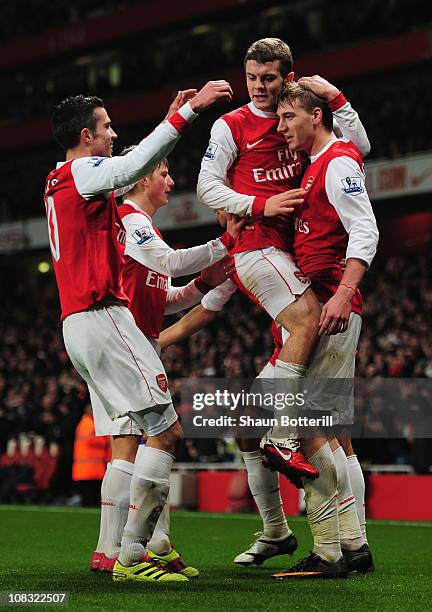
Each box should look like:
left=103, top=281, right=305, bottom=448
left=247, top=139, right=264, bottom=149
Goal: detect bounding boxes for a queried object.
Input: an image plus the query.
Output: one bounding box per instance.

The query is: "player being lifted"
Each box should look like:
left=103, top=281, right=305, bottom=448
left=91, top=153, right=241, bottom=577
left=197, top=38, right=371, bottom=569
left=45, top=81, right=235, bottom=584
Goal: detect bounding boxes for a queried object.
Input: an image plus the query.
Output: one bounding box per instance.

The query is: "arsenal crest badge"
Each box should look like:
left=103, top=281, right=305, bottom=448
left=156, top=373, right=168, bottom=392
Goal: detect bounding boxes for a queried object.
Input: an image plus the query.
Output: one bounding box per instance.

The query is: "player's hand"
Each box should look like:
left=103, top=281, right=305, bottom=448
left=200, top=255, right=235, bottom=287
left=318, top=286, right=354, bottom=336
left=264, top=189, right=305, bottom=217
left=297, top=75, right=340, bottom=102
left=189, top=80, right=233, bottom=113
left=165, top=89, right=198, bottom=120
left=226, top=212, right=246, bottom=239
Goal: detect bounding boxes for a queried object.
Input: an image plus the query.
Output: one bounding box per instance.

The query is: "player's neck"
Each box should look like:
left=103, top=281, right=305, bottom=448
left=65, top=144, right=91, bottom=161
left=128, top=195, right=156, bottom=218
left=309, top=129, right=334, bottom=157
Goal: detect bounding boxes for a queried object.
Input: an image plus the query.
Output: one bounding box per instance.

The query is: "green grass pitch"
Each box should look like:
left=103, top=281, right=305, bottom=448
left=1, top=505, right=431, bottom=611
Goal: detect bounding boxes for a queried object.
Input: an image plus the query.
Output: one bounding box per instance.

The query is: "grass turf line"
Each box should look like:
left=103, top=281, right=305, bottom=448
left=0, top=505, right=431, bottom=611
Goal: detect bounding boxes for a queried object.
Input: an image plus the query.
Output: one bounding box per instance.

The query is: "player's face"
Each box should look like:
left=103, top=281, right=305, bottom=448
left=89, top=107, right=118, bottom=157
left=277, top=99, right=315, bottom=153
left=146, top=165, right=174, bottom=208
left=245, top=60, right=293, bottom=112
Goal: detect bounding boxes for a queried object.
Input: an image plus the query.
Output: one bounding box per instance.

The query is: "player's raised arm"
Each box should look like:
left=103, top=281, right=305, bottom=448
left=68, top=81, right=233, bottom=199
left=298, top=75, right=371, bottom=156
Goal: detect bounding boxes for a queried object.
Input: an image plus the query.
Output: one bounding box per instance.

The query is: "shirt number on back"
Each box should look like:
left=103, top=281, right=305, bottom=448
left=45, top=195, right=60, bottom=262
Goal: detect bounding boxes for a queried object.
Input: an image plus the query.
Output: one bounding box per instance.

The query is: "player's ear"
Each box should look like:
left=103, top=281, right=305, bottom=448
left=285, top=71, right=295, bottom=84
left=312, top=107, right=322, bottom=126
left=81, top=127, right=92, bottom=146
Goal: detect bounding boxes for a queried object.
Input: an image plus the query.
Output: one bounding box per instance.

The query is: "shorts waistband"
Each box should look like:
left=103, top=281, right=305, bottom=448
left=88, top=299, right=125, bottom=311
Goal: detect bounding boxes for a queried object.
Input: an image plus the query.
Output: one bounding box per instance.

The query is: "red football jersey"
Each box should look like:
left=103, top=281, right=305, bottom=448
left=222, top=104, right=307, bottom=254
left=294, top=139, right=378, bottom=315
left=118, top=203, right=168, bottom=339
left=44, top=161, right=128, bottom=320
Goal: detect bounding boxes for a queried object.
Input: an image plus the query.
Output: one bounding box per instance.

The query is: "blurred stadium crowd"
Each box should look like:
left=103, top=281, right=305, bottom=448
left=3, top=0, right=427, bottom=44
left=1, top=0, right=432, bottom=222
left=0, top=248, right=431, bottom=500
left=1, top=0, right=431, bottom=502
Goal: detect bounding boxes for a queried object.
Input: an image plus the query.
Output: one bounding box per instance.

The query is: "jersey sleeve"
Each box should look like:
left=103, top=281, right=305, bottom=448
left=201, top=278, right=237, bottom=311
left=71, top=103, right=197, bottom=199
left=330, top=93, right=371, bottom=157
left=325, top=155, right=379, bottom=267
left=122, top=212, right=228, bottom=277
left=164, top=279, right=203, bottom=315
left=196, top=118, right=257, bottom=216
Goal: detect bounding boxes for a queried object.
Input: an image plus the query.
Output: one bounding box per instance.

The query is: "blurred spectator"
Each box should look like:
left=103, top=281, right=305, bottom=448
left=72, top=406, right=111, bottom=506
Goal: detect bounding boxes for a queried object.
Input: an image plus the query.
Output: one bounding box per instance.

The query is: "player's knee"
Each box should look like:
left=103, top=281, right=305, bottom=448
left=278, top=292, right=320, bottom=338
left=111, top=434, right=140, bottom=462
left=300, top=289, right=321, bottom=325
left=150, top=420, right=183, bottom=454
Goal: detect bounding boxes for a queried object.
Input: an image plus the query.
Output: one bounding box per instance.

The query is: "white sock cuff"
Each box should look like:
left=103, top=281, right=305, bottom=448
left=111, top=459, right=135, bottom=475
left=346, top=454, right=359, bottom=463
left=275, top=359, right=308, bottom=377
left=241, top=450, right=261, bottom=461
left=332, top=446, right=345, bottom=459
left=134, top=446, right=174, bottom=481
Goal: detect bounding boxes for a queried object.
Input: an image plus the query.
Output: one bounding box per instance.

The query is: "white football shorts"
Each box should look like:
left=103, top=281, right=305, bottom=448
left=234, top=247, right=310, bottom=320
left=282, top=311, right=362, bottom=424
left=281, top=311, right=362, bottom=379
left=63, top=304, right=177, bottom=437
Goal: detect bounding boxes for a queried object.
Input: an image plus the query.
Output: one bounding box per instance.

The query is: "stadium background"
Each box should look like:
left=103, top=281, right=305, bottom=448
left=0, top=0, right=431, bottom=521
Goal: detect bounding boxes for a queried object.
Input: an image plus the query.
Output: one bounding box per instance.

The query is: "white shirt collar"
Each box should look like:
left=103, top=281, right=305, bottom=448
left=123, top=199, right=153, bottom=223
left=247, top=101, right=278, bottom=119
left=309, top=134, right=340, bottom=162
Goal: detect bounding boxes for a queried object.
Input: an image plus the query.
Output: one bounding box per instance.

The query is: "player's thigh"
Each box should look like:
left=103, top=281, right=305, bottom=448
left=89, top=386, right=142, bottom=437
left=276, top=286, right=320, bottom=332
left=309, top=312, right=362, bottom=378
left=128, top=403, right=179, bottom=438
left=63, top=305, right=172, bottom=420
left=308, top=313, right=361, bottom=426
left=234, top=247, right=310, bottom=320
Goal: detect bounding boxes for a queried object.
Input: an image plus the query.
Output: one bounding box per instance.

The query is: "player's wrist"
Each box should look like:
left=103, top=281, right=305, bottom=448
left=252, top=196, right=267, bottom=217
left=328, top=91, right=347, bottom=112
left=219, top=232, right=235, bottom=250
left=194, top=276, right=214, bottom=293
left=338, top=283, right=356, bottom=299
left=168, top=102, right=198, bottom=133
